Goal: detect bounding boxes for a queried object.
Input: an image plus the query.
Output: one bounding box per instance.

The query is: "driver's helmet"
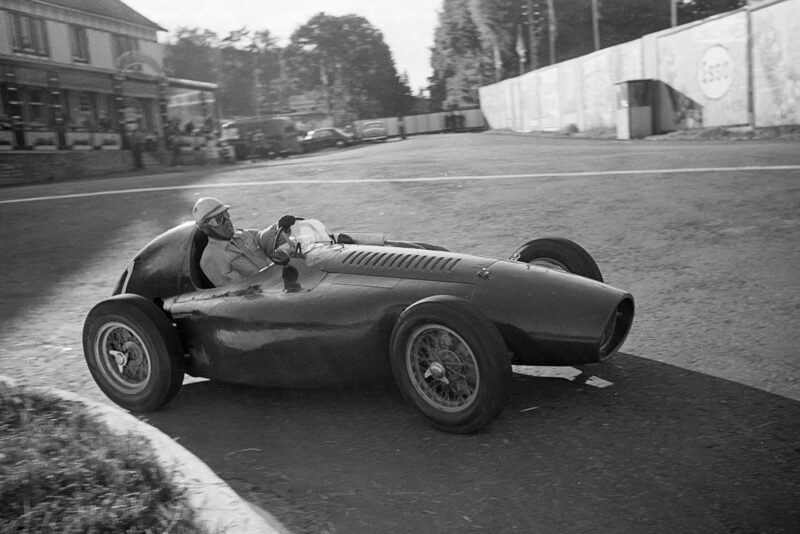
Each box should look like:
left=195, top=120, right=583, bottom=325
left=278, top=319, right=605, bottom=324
left=193, top=197, right=230, bottom=225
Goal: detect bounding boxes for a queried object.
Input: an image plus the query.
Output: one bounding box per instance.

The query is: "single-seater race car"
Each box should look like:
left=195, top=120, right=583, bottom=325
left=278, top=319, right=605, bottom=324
left=83, top=219, right=634, bottom=434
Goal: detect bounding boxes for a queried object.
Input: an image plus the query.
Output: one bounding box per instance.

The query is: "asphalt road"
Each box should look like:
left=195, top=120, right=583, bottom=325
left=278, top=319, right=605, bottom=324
left=1, top=132, right=799, bottom=533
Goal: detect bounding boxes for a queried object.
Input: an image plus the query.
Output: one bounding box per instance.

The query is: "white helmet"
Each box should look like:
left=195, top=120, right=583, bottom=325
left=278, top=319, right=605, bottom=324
left=192, top=197, right=230, bottom=225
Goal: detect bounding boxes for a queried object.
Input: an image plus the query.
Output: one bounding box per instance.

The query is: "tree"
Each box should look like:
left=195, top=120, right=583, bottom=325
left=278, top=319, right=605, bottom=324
left=283, top=13, right=410, bottom=123
left=216, top=28, right=282, bottom=117
left=164, top=27, right=285, bottom=118
left=468, top=0, right=524, bottom=78
left=163, top=27, right=217, bottom=82
left=677, top=0, right=748, bottom=24
left=599, top=0, right=671, bottom=49
left=163, top=14, right=412, bottom=121
left=427, top=0, right=742, bottom=107
left=430, top=0, right=493, bottom=110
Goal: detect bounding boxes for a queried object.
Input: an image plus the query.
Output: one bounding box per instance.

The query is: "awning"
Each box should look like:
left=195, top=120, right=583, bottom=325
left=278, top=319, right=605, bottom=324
left=59, top=71, right=114, bottom=93
left=122, top=79, right=159, bottom=98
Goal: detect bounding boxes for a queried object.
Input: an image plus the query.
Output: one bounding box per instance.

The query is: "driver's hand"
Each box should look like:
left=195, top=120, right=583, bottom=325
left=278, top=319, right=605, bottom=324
left=278, top=215, right=296, bottom=230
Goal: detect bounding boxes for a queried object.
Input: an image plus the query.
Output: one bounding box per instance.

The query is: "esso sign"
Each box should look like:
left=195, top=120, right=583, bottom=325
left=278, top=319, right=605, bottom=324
left=698, top=45, right=733, bottom=100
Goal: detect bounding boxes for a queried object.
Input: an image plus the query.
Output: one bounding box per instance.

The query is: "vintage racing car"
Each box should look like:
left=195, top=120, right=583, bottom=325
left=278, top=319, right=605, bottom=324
left=83, top=219, right=634, bottom=433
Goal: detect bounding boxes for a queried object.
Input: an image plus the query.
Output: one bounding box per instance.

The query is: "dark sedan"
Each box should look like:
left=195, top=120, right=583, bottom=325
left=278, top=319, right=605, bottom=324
left=301, top=128, right=356, bottom=152
left=359, top=121, right=388, bottom=142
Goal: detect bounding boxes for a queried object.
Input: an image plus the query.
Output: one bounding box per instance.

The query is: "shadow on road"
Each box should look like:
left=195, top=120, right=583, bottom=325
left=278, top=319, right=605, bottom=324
left=0, top=191, right=187, bottom=333
left=144, top=353, right=800, bottom=534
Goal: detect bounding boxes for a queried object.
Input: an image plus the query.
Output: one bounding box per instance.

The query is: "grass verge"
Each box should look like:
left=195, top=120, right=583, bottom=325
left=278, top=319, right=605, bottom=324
left=0, top=381, right=204, bottom=533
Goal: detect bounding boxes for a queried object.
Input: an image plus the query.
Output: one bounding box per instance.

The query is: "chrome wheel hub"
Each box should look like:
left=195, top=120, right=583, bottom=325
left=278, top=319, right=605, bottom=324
left=109, top=349, right=128, bottom=370
left=425, top=361, right=449, bottom=383
left=94, top=322, right=151, bottom=394
left=406, top=324, right=480, bottom=413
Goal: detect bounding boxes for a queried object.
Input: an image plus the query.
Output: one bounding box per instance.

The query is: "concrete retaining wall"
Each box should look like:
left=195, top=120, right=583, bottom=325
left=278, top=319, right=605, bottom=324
left=0, top=149, right=216, bottom=187
left=0, top=150, right=132, bottom=187
left=479, top=0, right=800, bottom=133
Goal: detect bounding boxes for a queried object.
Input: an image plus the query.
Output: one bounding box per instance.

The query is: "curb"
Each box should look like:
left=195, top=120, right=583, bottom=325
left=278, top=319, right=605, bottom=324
left=0, top=375, right=289, bottom=534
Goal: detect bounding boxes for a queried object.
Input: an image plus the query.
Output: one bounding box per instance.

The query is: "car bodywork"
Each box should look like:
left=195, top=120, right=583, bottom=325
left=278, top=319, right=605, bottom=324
left=300, top=128, right=355, bottom=152
left=220, top=117, right=301, bottom=160
left=359, top=121, right=388, bottom=142
left=114, top=222, right=633, bottom=389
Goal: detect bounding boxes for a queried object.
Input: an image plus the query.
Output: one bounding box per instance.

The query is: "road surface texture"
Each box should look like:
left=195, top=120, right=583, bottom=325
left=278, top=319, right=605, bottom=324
left=1, top=132, right=798, bottom=532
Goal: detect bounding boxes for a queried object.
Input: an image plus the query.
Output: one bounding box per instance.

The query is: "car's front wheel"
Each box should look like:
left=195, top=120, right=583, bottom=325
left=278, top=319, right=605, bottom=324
left=510, top=237, right=604, bottom=282
left=83, top=294, right=184, bottom=412
left=390, top=296, right=511, bottom=434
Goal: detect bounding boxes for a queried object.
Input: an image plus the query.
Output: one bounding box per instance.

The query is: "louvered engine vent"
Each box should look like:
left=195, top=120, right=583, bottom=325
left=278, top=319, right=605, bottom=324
left=341, top=250, right=461, bottom=273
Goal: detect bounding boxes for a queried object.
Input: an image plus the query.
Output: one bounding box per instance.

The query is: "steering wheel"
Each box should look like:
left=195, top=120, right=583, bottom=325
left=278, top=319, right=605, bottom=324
left=270, top=225, right=291, bottom=265
left=270, top=217, right=308, bottom=265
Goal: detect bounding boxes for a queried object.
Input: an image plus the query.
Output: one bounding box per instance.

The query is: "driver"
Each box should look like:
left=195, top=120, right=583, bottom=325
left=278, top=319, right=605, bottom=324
left=192, top=197, right=296, bottom=287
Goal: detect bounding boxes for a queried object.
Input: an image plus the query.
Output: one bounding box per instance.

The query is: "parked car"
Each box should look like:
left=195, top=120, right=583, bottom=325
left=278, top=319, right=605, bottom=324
left=301, top=128, right=356, bottom=152
left=220, top=116, right=301, bottom=160
left=83, top=218, right=634, bottom=434
left=359, top=121, right=388, bottom=142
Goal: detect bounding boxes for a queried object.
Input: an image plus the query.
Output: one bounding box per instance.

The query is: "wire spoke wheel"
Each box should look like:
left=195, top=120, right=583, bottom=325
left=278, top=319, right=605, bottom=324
left=83, top=295, right=184, bottom=412
left=406, top=324, right=480, bottom=412
left=94, top=321, right=151, bottom=394
left=390, top=296, right=512, bottom=434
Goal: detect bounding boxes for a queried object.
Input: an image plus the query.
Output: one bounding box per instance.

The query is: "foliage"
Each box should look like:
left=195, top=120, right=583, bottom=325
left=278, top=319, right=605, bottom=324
left=164, top=14, right=413, bottom=122
left=219, top=29, right=282, bottom=117
left=164, top=1, right=752, bottom=118
left=599, top=0, right=672, bottom=50
left=0, top=383, right=201, bottom=533
left=163, top=27, right=216, bottom=82
left=165, top=27, right=283, bottom=117
left=430, top=0, right=490, bottom=109
left=428, top=0, right=749, bottom=110
left=283, top=13, right=411, bottom=122
left=677, top=0, right=748, bottom=23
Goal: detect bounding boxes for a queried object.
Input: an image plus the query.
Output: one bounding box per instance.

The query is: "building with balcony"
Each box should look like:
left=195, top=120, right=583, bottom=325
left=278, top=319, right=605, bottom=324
left=0, top=0, right=217, bottom=153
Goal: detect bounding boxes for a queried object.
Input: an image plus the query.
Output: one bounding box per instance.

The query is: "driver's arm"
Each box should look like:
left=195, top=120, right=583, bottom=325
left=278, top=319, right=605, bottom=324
left=258, top=215, right=296, bottom=257
left=257, top=223, right=280, bottom=257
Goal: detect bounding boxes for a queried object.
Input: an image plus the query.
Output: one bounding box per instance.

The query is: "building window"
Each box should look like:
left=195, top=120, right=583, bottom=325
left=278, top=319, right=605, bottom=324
left=66, top=91, right=96, bottom=129
left=112, top=34, right=139, bottom=59
left=78, top=93, right=93, bottom=124
left=26, top=88, right=49, bottom=127
left=96, top=94, right=113, bottom=131
left=4, top=85, right=23, bottom=124
left=10, top=13, right=49, bottom=56
left=70, top=26, right=90, bottom=63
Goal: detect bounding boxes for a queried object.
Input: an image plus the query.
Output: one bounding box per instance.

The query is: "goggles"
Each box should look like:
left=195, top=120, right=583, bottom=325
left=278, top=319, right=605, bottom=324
left=204, top=211, right=230, bottom=227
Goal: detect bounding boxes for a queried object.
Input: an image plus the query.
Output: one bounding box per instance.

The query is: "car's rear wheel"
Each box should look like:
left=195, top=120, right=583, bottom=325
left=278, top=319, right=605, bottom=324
left=83, top=294, right=184, bottom=412
left=390, top=296, right=511, bottom=434
left=510, top=237, right=603, bottom=282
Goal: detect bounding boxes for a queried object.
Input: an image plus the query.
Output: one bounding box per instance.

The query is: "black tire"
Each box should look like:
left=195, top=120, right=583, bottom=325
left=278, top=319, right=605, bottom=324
left=390, top=296, right=512, bottom=434
left=83, top=294, right=184, bottom=412
left=510, top=237, right=604, bottom=282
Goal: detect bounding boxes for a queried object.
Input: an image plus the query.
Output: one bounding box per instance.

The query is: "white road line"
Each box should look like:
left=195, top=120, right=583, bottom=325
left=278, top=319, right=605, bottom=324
left=2, top=165, right=799, bottom=205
